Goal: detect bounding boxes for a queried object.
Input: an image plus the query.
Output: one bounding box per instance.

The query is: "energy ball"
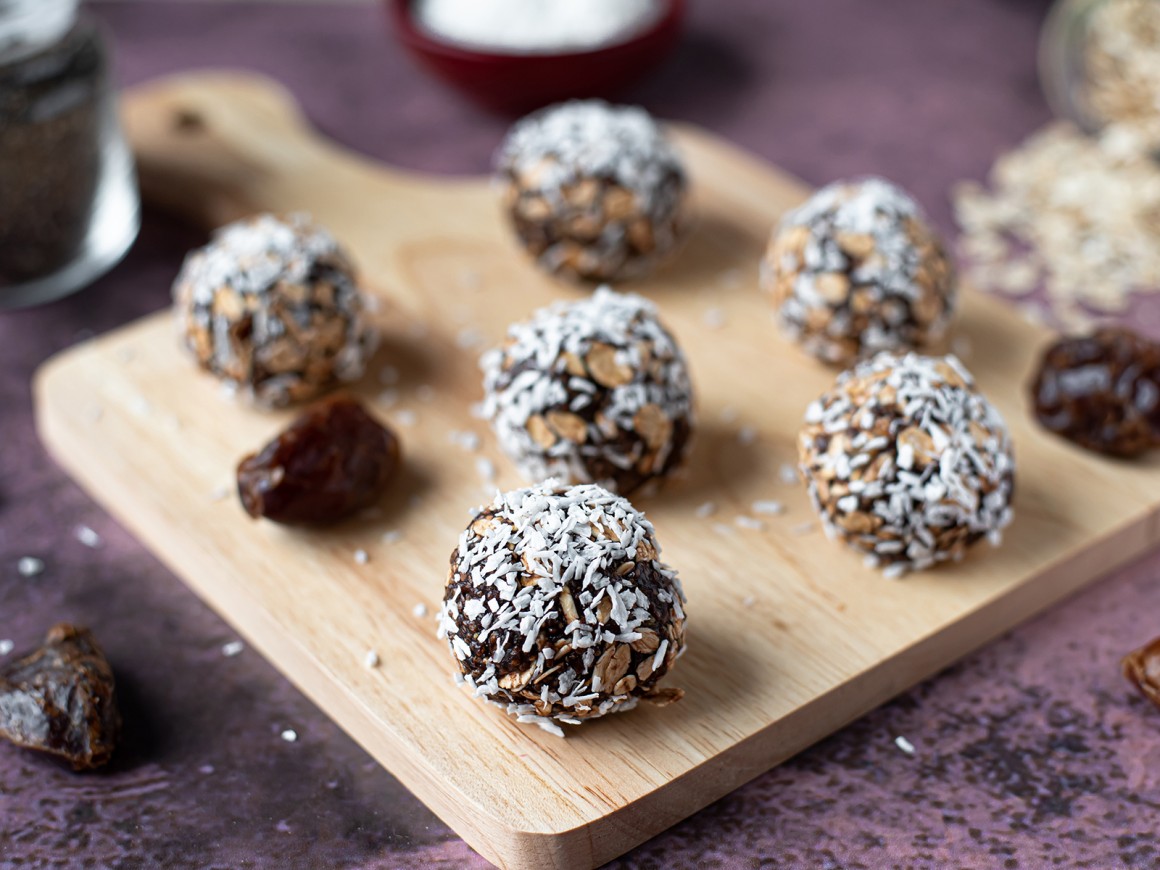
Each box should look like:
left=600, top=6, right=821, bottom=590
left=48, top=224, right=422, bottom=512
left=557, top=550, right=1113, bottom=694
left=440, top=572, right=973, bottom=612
left=496, top=99, right=688, bottom=283
left=173, top=213, right=378, bottom=406
left=762, top=177, right=955, bottom=366
left=438, top=480, right=686, bottom=735
left=480, top=287, right=694, bottom=495
left=798, top=352, right=1014, bottom=578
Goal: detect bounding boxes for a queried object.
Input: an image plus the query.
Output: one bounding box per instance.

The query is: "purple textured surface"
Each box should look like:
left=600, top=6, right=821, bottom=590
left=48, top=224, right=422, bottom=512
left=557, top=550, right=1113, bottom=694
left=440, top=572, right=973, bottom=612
left=1, top=1, right=1159, bottom=867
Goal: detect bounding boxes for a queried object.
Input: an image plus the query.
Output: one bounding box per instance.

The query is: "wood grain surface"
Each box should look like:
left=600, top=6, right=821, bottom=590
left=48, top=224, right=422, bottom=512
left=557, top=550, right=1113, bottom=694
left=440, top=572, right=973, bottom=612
left=33, top=72, right=1160, bottom=869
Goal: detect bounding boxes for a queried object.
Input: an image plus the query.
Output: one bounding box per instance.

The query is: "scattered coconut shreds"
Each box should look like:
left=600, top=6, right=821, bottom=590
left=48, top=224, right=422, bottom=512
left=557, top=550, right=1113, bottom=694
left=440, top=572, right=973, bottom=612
left=394, top=409, right=418, bottom=427
left=779, top=463, right=799, bottom=485
left=703, top=307, right=727, bottom=329
left=74, top=525, right=102, bottom=548
left=448, top=430, right=481, bottom=452
left=735, top=515, right=765, bottom=531
left=416, top=385, right=436, bottom=404
left=694, top=501, right=717, bottom=518
left=741, top=595, right=756, bottom=607
left=894, top=735, right=916, bottom=755
left=752, top=500, right=785, bottom=516
left=738, top=426, right=758, bottom=446
left=791, top=521, right=816, bottom=536
left=378, top=388, right=399, bottom=408
left=952, top=120, right=1160, bottom=328
left=0, top=640, right=13, bottom=656
left=456, top=327, right=485, bottom=350
left=719, top=406, right=739, bottom=425
left=17, top=556, right=44, bottom=578
left=412, top=602, right=428, bottom=618
left=222, top=640, right=245, bottom=657
left=198, top=764, right=215, bottom=775
left=712, top=522, right=735, bottom=537
left=280, top=729, right=298, bottom=743
left=354, top=549, right=370, bottom=565
left=209, top=485, right=230, bottom=502
left=364, top=649, right=381, bottom=669
left=476, top=457, right=496, bottom=483
left=378, top=366, right=399, bottom=386
left=382, top=529, right=404, bottom=545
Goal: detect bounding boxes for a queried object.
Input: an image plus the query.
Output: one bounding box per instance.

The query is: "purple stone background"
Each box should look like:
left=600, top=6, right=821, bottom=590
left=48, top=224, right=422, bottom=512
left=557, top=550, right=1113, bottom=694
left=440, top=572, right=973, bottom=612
left=2, top=0, right=1159, bottom=867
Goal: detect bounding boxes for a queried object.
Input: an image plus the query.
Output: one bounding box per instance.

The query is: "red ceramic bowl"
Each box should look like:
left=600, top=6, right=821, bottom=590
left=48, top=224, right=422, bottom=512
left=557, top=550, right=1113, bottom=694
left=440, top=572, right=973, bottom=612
left=389, top=0, right=686, bottom=114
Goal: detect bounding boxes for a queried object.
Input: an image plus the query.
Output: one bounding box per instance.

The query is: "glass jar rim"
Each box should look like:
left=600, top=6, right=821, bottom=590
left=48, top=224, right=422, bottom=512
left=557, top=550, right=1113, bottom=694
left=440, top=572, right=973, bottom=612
left=0, top=0, right=79, bottom=66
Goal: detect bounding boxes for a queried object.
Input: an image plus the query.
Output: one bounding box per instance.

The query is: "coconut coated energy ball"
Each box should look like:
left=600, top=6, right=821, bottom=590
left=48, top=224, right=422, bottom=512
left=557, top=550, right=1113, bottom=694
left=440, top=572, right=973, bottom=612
left=762, top=177, right=955, bottom=366
left=480, top=287, right=695, bottom=495
left=173, top=213, right=378, bottom=406
left=496, top=99, right=688, bottom=283
left=439, top=480, right=686, bottom=735
left=798, top=352, right=1014, bottom=577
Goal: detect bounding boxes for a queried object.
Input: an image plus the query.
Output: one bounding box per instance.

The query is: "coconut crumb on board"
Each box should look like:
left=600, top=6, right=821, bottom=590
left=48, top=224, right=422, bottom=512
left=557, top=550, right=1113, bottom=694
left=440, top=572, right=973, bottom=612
left=221, top=640, right=245, bottom=657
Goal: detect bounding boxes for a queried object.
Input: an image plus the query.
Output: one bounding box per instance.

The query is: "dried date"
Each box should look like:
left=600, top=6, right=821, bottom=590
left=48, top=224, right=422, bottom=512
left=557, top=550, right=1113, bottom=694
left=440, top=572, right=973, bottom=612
left=0, top=624, right=120, bottom=771
left=1123, top=635, right=1160, bottom=711
left=237, top=396, right=400, bottom=525
left=1029, top=327, right=1160, bottom=456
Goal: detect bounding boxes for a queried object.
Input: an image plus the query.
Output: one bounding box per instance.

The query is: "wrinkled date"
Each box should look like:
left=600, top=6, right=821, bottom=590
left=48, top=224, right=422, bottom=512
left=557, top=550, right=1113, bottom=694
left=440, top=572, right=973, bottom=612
left=1122, top=635, right=1160, bottom=711
left=0, top=624, right=121, bottom=771
left=1030, top=327, right=1160, bottom=456
left=237, top=397, right=401, bottom=525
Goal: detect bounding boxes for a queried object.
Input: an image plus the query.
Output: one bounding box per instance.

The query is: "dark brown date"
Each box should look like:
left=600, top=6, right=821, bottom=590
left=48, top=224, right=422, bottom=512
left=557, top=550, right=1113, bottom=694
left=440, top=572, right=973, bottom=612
left=1123, top=635, right=1160, bottom=711
left=1030, top=327, right=1160, bottom=456
left=237, top=396, right=400, bottom=525
left=0, top=624, right=121, bottom=771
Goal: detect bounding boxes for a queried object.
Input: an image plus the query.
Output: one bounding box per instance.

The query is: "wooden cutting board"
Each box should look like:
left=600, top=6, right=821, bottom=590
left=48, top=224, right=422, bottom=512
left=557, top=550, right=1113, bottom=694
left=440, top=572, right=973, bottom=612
left=33, top=72, right=1160, bottom=869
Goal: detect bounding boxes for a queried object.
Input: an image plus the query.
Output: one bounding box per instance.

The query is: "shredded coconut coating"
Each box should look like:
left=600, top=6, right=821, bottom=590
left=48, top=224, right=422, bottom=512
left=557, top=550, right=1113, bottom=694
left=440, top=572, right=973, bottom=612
left=762, top=178, right=955, bottom=366
left=496, top=100, right=687, bottom=282
left=438, top=481, right=687, bottom=733
left=798, top=352, right=1014, bottom=577
left=481, top=287, right=695, bottom=495
left=173, top=213, right=378, bottom=406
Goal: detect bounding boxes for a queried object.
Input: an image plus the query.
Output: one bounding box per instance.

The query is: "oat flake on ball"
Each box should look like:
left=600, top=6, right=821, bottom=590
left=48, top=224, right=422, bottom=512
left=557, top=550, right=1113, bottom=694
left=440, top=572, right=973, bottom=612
left=173, top=213, right=378, bottom=407
left=762, top=178, right=955, bottom=366
left=481, top=287, right=694, bottom=496
left=798, top=352, right=1014, bottom=578
left=496, top=99, right=688, bottom=283
left=438, top=480, right=686, bottom=736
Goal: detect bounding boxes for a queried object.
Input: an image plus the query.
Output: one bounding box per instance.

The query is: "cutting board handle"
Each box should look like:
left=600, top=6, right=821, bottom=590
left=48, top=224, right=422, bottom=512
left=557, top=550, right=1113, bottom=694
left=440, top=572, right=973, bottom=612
left=121, top=71, right=397, bottom=229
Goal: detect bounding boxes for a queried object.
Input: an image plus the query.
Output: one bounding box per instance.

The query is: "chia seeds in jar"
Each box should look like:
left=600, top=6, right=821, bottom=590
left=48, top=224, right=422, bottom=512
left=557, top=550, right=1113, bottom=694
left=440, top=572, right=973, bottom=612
left=0, top=0, right=139, bottom=308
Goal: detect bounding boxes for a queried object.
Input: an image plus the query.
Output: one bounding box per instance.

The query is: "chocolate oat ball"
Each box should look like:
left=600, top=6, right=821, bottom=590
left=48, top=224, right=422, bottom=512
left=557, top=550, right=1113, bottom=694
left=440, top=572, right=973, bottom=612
left=798, top=352, right=1014, bottom=577
left=496, top=100, right=688, bottom=283
left=762, top=178, right=955, bottom=366
left=173, top=213, right=378, bottom=406
left=438, top=480, right=686, bottom=735
left=481, top=287, right=694, bottom=495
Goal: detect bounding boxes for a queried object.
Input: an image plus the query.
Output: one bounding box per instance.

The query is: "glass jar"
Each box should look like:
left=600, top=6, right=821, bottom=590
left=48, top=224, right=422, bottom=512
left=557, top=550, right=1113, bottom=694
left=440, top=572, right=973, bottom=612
left=0, top=0, right=139, bottom=308
left=1039, top=0, right=1160, bottom=146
